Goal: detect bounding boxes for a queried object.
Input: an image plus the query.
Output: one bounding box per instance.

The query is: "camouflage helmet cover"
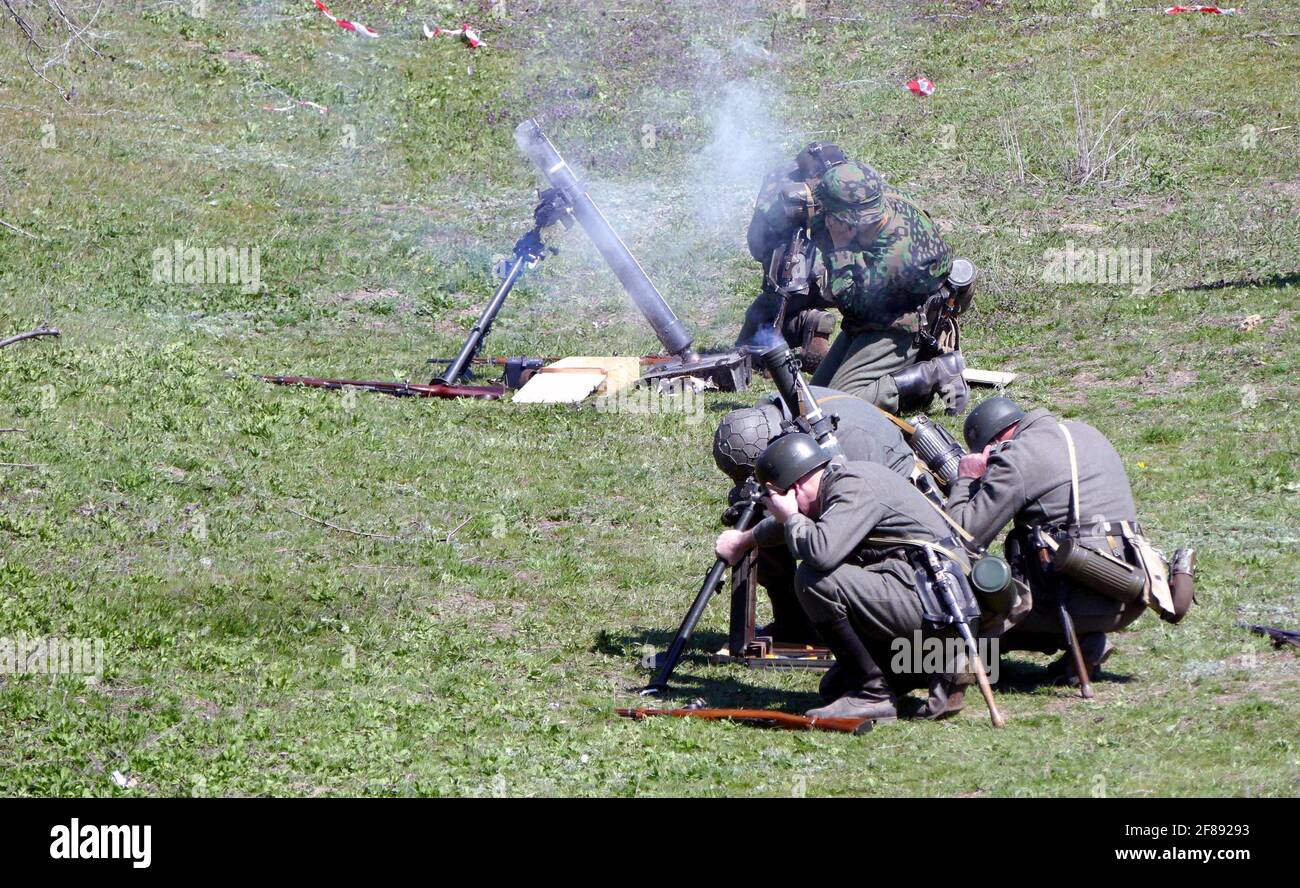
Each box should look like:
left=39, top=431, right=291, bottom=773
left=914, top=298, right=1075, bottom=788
left=816, top=161, right=887, bottom=230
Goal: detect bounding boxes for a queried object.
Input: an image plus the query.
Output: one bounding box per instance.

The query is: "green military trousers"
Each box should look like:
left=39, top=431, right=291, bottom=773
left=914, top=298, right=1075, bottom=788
left=809, top=327, right=918, bottom=413
left=794, top=559, right=925, bottom=642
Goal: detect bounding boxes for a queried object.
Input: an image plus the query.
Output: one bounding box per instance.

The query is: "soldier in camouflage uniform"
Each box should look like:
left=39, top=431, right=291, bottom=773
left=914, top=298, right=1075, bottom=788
left=808, top=161, right=970, bottom=416
left=735, top=143, right=845, bottom=372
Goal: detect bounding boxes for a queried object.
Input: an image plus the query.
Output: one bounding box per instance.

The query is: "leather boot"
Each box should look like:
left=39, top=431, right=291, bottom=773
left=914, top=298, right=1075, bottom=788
left=787, top=309, right=836, bottom=374
left=918, top=648, right=973, bottom=720
left=805, top=617, right=897, bottom=721
left=1046, top=633, right=1114, bottom=685
left=890, top=351, right=969, bottom=415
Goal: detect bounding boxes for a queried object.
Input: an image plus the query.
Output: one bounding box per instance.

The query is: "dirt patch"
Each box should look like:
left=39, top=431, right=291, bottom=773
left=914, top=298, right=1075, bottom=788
left=1141, top=367, right=1198, bottom=395
left=324, top=287, right=420, bottom=318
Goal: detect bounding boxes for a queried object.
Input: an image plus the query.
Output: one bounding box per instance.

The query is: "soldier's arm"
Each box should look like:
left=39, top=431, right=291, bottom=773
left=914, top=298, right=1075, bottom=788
left=946, top=455, right=1027, bottom=549
left=783, top=474, right=883, bottom=572
left=749, top=516, right=787, bottom=549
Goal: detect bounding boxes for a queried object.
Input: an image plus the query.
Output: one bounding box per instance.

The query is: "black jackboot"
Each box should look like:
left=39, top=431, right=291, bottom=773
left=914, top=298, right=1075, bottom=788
left=805, top=617, right=897, bottom=721
left=890, top=351, right=969, bottom=415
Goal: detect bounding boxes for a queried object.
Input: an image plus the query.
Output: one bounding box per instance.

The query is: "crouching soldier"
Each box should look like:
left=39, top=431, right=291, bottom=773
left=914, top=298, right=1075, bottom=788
left=947, top=397, right=1192, bottom=684
left=715, top=434, right=975, bottom=721
left=735, top=142, right=847, bottom=372
left=712, top=387, right=915, bottom=643
left=808, top=161, right=971, bottom=416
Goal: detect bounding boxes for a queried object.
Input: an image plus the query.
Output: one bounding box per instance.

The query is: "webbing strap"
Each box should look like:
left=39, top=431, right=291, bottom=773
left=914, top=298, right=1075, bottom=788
left=866, top=536, right=967, bottom=567
left=1057, top=423, right=1081, bottom=527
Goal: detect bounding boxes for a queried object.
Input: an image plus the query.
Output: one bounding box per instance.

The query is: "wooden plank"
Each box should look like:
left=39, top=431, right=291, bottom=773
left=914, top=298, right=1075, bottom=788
left=512, top=356, right=642, bottom=404
left=963, top=368, right=1018, bottom=387
left=513, top=370, right=606, bottom=404
left=547, top=356, right=641, bottom=394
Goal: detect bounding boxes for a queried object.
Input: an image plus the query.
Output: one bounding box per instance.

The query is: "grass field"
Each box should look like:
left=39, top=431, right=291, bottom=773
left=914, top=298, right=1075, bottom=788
left=0, top=0, right=1296, bottom=796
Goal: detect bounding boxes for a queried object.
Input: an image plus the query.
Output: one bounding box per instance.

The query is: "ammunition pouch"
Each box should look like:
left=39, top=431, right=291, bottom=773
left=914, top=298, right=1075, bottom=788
left=914, top=552, right=980, bottom=631
left=1049, top=422, right=1180, bottom=619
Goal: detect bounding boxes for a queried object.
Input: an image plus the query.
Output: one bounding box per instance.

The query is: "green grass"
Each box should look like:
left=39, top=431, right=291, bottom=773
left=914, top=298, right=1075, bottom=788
left=0, top=0, right=1296, bottom=796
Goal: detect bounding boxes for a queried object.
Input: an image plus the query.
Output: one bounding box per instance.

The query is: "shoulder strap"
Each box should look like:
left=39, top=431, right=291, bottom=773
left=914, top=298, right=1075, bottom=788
left=1056, top=423, right=1081, bottom=526
left=866, top=536, right=968, bottom=568
left=918, top=495, right=975, bottom=544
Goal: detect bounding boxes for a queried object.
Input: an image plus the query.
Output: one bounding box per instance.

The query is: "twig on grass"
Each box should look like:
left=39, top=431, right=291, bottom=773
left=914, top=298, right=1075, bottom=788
left=442, top=516, right=471, bottom=543
left=0, top=325, right=59, bottom=349
left=0, top=461, right=42, bottom=468
left=287, top=506, right=468, bottom=544
left=0, top=217, right=39, bottom=239
left=286, top=506, right=401, bottom=542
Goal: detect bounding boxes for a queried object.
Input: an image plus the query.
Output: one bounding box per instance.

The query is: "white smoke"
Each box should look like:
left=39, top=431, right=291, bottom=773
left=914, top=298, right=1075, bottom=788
left=688, top=81, right=786, bottom=237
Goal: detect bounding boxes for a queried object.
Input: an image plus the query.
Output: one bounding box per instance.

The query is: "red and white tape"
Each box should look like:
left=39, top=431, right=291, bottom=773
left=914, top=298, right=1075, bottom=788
left=423, top=22, right=485, bottom=48
left=312, top=0, right=378, bottom=38
left=906, top=77, right=935, bottom=97
left=1164, top=5, right=1238, bottom=13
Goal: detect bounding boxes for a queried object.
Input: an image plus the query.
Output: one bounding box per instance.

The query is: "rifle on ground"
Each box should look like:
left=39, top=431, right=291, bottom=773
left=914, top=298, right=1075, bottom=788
left=1243, top=624, right=1300, bottom=649
left=640, top=479, right=763, bottom=696
left=258, top=375, right=504, bottom=399
left=617, top=705, right=873, bottom=735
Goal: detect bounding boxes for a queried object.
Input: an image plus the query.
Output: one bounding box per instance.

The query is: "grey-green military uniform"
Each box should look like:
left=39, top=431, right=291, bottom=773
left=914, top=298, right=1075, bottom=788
left=946, top=409, right=1146, bottom=641
left=746, top=388, right=915, bottom=641
left=761, top=385, right=916, bottom=476
left=754, top=461, right=966, bottom=648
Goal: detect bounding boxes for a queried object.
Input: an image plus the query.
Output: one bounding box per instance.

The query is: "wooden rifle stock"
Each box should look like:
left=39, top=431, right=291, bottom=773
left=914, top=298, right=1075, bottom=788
left=258, top=375, right=504, bottom=400
left=617, top=707, right=872, bottom=735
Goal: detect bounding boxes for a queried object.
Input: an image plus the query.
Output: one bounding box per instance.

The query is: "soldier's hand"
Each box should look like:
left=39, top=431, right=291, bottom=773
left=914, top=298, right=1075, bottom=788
left=764, top=488, right=800, bottom=523
left=957, top=445, right=992, bottom=480
left=715, top=530, right=752, bottom=565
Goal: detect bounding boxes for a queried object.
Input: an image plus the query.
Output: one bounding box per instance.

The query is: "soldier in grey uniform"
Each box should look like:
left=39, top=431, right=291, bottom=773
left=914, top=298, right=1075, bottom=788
left=945, top=396, right=1155, bottom=681
left=712, top=387, right=915, bottom=643
left=716, top=434, right=973, bottom=721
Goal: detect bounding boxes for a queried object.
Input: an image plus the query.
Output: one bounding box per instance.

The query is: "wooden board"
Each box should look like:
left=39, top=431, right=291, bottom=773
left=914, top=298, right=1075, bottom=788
left=963, top=368, right=1018, bottom=387
left=551, top=356, right=641, bottom=395
left=512, top=356, right=641, bottom=404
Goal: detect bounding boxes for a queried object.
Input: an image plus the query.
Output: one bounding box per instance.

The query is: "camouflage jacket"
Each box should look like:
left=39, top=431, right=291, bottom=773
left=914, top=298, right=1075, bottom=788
left=813, top=192, right=953, bottom=330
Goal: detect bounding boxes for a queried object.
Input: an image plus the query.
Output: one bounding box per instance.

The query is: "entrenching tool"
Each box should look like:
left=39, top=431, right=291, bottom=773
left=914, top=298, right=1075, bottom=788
left=923, top=545, right=1006, bottom=728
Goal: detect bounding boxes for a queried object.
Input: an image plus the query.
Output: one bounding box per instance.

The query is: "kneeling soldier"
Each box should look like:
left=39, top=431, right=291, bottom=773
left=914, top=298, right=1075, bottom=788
left=713, top=387, right=915, bottom=643
left=946, top=397, right=1189, bottom=683
left=716, top=433, right=974, bottom=721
